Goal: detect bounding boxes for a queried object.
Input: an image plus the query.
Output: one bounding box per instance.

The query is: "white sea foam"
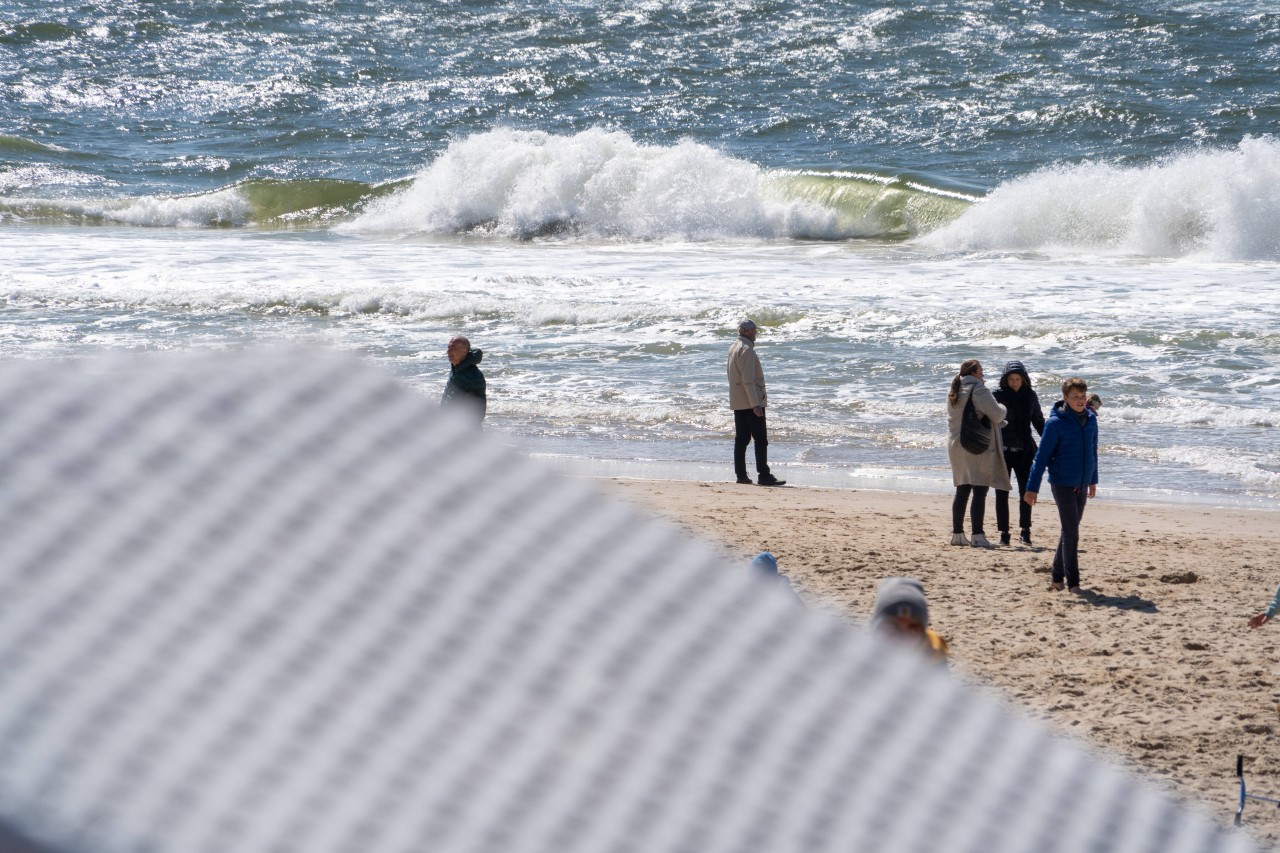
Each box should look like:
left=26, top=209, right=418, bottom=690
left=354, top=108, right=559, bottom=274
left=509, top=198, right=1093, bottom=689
left=346, top=128, right=846, bottom=240
left=2, top=226, right=1278, bottom=503
left=1, top=188, right=252, bottom=227
left=479, top=391, right=724, bottom=433
left=921, top=136, right=1280, bottom=261
left=108, top=188, right=253, bottom=227
left=1120, top=443, right=1280, bottom=493
left=1100, top=403, right=1278, bottom=429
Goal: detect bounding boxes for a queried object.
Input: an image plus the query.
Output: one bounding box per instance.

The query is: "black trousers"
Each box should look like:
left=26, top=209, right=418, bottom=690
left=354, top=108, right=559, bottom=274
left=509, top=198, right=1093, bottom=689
left=733, top=408, right=771, bottom=479
left=995, top=449, right=1034, bottom=532
left=952, top=484, right=989, bottom=535
left=1050, top=483, right=1089, bottom=588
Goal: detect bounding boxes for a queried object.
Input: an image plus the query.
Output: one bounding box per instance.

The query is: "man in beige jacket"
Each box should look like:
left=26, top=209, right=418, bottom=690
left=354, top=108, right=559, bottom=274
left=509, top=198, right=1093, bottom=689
left=727, top=319, right=785, bottom=486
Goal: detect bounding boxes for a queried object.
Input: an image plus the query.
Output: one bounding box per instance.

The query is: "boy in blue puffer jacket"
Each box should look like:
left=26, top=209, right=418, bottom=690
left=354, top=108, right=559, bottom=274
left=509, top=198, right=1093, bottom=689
left=1025, top=377, right=1099, bottom=593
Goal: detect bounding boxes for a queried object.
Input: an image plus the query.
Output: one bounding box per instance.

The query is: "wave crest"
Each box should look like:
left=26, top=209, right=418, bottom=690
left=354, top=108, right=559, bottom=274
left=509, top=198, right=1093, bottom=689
left=346, top=128, right=967, bottom=240
left=0, top=179, right=381, bottom=227
left=920, top=136, right=1280, bottom=261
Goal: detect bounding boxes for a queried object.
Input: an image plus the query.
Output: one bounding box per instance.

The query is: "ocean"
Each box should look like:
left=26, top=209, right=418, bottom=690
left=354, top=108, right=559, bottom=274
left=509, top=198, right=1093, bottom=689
left=2, top=0, right=1278, bottom=506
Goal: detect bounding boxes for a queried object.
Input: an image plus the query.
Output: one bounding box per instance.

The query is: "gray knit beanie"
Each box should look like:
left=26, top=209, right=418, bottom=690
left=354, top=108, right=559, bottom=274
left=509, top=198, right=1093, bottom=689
left=870, top=577, right=929, bottom=628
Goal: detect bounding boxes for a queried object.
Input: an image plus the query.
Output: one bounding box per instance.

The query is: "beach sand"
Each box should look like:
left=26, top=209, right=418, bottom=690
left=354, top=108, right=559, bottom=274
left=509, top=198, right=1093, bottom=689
left=600, top=477, right=1280, bottom=845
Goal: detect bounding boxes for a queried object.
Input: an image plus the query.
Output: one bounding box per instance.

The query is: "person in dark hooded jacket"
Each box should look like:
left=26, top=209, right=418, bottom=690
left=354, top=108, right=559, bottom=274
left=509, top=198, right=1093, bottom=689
left=992, top=360, right=1045, bottom=546
left=441, top=335, right=487, bottom=422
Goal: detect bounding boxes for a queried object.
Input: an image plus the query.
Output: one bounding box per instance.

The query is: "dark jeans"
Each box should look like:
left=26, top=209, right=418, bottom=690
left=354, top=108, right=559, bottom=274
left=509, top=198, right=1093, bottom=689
left=995, top=449, right=1034, bottom=532
left=733, top=408, right=771, bottom=479
left=952, top=484, right=989, bottom=535
left=1050, top=483, right=1089, bottom=587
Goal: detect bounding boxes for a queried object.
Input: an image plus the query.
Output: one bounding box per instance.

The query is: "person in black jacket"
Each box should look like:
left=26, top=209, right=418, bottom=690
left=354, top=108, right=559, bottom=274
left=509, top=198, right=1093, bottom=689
left=992, top=360, right=1044, bottom=546
left=441, top=335, right=487, bottom=423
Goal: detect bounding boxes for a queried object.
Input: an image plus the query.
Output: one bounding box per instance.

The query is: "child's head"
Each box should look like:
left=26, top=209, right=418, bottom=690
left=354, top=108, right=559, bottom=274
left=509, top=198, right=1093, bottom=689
left=870, top=577, right=929, bottom=641
left=750, top=551, right=779, bottom=580
left=1087, top=393, right=1102, bottom=413
left=1061, top=377, right=1089, bottom=413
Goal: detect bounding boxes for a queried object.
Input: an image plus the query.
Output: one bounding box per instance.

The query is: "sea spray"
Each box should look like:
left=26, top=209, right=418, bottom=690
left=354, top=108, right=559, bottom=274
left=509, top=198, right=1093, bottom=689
left=921, top=136, right=1280, bottom=261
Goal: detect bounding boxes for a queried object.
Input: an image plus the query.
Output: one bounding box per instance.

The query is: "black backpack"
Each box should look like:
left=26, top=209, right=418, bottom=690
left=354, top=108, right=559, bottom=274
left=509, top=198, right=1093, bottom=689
left=960, top=390, right=992, bottom=454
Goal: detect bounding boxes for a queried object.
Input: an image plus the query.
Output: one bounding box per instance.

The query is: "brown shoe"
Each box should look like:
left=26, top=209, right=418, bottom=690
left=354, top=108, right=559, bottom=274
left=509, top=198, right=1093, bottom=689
left=1048, top=582, right=1065, bottom=592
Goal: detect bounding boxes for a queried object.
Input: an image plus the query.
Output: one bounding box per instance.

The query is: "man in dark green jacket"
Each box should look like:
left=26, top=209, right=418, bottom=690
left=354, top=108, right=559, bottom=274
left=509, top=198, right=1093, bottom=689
left=441, top=336, right=486, bottom=422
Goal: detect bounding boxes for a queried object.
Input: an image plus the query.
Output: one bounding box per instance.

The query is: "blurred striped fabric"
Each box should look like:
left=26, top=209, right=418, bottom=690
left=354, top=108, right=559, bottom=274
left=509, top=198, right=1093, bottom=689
left=0, top=348, right=1253, bottom=853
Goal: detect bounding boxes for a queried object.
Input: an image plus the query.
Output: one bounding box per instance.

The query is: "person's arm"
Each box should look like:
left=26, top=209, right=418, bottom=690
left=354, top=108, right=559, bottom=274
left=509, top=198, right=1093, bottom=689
left=1030, top=391, right=1046, bottom=437
left=1087, top=414, right=1098, bottom=497
left=973, top=385, right=1006, bottom=425
left=745, top=349, right=765, bottom=413
left=1248, top=583, right=1280, bottom=628
left=727, top=346, right=747, bottom=408
left=1024, top=422, right=1059, bottom=505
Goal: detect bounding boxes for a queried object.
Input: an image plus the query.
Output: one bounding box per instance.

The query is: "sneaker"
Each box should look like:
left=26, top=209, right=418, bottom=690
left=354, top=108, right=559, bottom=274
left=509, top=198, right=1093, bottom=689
left=999, top=531, right=1011, bottom=546
left=736, top=476, right=753, bottom=484
left=970, top=534, right=993, bottom=548
left=757, top=474, right=786, bottom=486
left=1020, top=529, right=1032, bottom=546
left=950, top=532, right=970, bottom=546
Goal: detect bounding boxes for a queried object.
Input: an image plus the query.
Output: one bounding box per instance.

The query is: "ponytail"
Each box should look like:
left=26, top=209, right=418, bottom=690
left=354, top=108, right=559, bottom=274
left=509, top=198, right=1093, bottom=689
left=948, top=359, right=982, bottom=406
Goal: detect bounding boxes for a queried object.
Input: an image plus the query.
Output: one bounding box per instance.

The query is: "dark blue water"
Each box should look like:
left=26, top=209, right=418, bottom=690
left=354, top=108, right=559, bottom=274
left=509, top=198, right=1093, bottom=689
left=4, top=0, right=1278, bottom=197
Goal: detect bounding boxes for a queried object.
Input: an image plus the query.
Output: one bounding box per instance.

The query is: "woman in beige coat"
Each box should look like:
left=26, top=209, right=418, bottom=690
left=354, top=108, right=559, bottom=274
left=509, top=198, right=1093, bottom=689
left=947, top=360, right=1011, bottom=548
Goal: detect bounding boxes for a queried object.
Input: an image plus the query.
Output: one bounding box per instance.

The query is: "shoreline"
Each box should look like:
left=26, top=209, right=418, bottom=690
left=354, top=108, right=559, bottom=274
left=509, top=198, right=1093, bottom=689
left=596, top=475, right=1280, bottom=845
left=527, top=448, right=1280, bottom=513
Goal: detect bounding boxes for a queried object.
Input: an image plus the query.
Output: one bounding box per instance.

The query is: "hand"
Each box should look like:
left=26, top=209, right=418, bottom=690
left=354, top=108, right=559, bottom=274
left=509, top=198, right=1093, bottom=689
left=1249, top=613, right=1270, bottom=629
left=753, top=406, right=764, bottom=417
left=1087, top=484, right=1097, bottom=498
left=1024, top=491, right=1037, bottom=506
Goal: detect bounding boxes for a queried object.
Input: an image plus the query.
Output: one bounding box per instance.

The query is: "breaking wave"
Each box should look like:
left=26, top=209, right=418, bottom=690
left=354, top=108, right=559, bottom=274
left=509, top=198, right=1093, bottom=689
left=0, top=179, right=391, bottom=227
left=8, top=131, right=1280, bottom=260
left=920, top=136, right=1280, bottom=261
left=344, top=128, right=973, bottom=240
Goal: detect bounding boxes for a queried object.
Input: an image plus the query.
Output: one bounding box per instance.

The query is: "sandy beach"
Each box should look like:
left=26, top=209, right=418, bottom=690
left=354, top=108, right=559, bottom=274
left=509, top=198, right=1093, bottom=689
left=601, top=477, right=1280, bottom=846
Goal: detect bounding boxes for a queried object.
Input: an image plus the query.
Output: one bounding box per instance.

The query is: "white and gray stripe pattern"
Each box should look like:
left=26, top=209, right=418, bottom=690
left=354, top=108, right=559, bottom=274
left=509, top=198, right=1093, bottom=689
left=0, top=348, right=1253, bottom=853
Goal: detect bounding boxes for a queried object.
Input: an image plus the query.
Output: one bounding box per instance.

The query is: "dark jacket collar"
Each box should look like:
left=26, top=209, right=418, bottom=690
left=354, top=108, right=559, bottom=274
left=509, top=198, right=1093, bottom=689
left=453, top=348, right=483, bottom=372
